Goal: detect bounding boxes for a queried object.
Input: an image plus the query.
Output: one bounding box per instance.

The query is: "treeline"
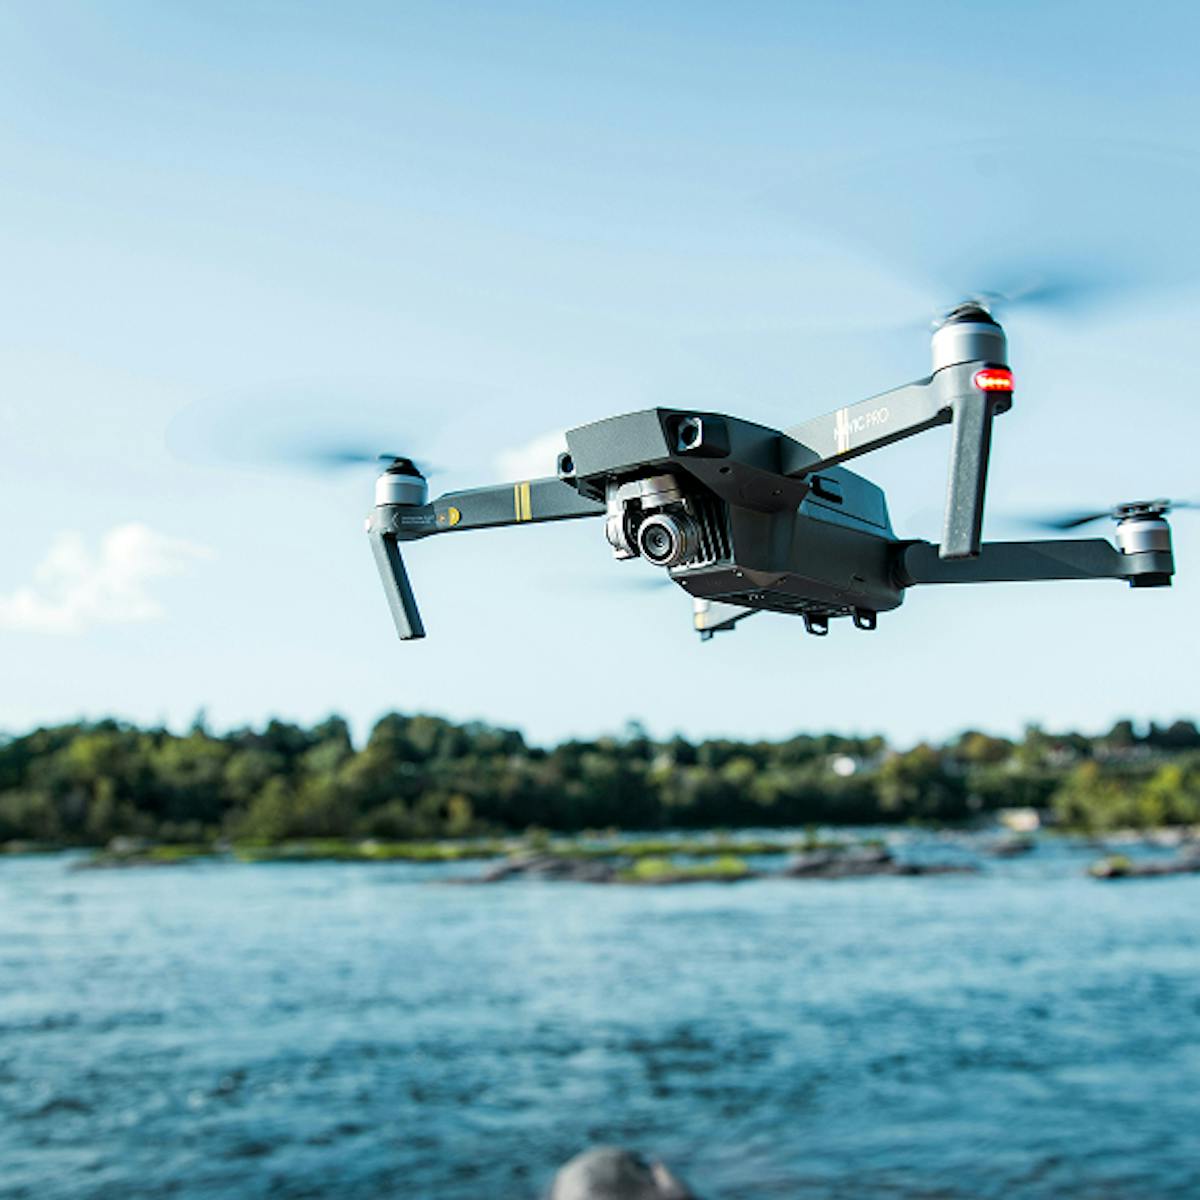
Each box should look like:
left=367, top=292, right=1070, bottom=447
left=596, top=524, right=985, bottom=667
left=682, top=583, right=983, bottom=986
left=1, top=715, right=1198, bottom=846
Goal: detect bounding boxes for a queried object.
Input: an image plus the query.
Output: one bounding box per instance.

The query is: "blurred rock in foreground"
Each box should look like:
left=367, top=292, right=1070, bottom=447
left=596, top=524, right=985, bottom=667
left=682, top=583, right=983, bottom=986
left=549, top=1147, right=698, bottom=1199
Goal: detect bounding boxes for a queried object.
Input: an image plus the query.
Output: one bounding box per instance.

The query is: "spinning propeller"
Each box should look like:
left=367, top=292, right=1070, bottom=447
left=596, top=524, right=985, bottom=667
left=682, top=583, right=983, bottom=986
left=1027, top=498, right=1200, bottom=531
left=786, top=136, right=1200, bottom=346
left=166, top=388, right=439, bottom=481
left=274, top=448, right=415, bottom=472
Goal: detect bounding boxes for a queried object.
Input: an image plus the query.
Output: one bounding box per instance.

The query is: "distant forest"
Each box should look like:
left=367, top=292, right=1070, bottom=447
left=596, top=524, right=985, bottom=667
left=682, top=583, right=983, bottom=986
left=1, top=715, right=1199, bottom=846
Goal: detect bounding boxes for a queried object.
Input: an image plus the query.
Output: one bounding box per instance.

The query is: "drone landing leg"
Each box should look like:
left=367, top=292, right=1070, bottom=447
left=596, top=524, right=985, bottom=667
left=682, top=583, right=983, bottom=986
left=368, top=526, right=426, bottom=640
left=942, top=393, right=1000, bottom=560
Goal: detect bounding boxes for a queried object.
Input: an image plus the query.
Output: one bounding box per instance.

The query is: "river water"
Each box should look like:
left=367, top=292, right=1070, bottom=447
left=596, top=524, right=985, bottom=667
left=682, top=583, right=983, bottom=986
left=2, top=835, right=1198, bottom=1199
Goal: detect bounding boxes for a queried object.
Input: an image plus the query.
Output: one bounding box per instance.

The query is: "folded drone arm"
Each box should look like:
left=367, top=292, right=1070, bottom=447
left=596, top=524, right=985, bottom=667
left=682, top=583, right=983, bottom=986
left=896, top=538, right=1174, bottom=588
left=367, top=477, right=604, bottom=641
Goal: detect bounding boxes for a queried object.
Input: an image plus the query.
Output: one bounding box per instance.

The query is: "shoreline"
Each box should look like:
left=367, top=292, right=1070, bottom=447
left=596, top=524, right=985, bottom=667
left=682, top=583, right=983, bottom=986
left=6, top=826, right=1200, bottom=883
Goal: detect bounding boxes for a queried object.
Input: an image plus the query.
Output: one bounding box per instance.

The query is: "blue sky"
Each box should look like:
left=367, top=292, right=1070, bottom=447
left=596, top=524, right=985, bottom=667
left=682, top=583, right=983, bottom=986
left=1, top=2, right=1197, bottom=747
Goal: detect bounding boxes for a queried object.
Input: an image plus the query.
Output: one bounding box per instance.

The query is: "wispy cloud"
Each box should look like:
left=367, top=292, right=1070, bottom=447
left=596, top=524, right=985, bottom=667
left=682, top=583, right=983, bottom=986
left=494, top=430, right=567, bottom=481
left=0, top=524, right=213, bottom=635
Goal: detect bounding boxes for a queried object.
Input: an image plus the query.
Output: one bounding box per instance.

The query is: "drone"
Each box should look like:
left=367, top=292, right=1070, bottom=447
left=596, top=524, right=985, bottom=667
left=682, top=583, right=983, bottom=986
left=366, top=304, right=1179, bottom=641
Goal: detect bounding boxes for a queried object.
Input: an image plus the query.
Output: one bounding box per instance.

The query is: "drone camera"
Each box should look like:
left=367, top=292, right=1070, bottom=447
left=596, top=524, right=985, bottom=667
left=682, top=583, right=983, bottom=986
left=638, top=511, right=700, bottom=567
left=605, top=472, right=711, bottom=569
left=676, top=417, right=704, bottom=452
left=670, top=413, right=730, bottom=458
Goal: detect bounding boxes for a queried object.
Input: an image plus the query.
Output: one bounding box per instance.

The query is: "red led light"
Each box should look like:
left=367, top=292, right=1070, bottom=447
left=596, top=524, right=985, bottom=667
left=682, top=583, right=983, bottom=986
left=973, top=367, right=1014, bottom=393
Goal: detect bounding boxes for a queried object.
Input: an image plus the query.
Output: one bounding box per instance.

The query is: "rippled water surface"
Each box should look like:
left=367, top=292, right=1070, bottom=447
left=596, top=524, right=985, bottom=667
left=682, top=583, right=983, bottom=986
left=3, top=837, right=1199, bottom=1199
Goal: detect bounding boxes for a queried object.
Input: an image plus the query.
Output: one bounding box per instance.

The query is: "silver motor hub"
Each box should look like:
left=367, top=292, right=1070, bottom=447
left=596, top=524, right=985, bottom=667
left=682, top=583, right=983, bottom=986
left=931, top=303, right=1008, bottom=373
left=1115, top=515, right=1172, bottom=555
left=374, top=462, right=428, bottom=507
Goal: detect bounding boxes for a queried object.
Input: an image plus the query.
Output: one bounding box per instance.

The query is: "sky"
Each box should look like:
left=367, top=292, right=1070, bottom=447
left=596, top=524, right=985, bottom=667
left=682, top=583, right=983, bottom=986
left=1, top=1, right=1198, bottom=748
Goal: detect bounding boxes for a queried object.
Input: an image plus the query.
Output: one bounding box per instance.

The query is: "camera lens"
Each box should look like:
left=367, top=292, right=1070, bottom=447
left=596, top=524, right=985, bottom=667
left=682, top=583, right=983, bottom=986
left=641, top=522, right=675, bottom=562
left=637, top=513, right=698, bottom=567
left=676, top=417, right=703, bottom=451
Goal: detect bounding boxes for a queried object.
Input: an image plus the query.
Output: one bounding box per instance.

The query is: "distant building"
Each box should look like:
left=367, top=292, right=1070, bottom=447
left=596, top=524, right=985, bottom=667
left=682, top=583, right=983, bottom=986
left=998, top=807, right=1041, bottom=833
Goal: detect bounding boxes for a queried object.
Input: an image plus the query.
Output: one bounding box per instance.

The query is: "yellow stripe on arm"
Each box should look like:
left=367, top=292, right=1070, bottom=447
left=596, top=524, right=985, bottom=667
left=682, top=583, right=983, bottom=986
left=515, top=481, right=532, bottom=521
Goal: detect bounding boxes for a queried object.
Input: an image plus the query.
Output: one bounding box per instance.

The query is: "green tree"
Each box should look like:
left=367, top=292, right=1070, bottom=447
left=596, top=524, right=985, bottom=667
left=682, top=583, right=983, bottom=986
left=877, top=745, right=966, bottom=820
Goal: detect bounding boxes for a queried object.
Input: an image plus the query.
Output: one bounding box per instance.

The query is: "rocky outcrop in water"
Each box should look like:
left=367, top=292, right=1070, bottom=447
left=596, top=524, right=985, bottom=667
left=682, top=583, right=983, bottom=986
left=782, top=845, right=977, bottom=879
left=468, top=847, right=975, bottom=884
left=1089, top=853, right=1200, bottom=879
left=478, top=854, right=620, bottom=883
left=549, top=1148, right=697, bottom=1200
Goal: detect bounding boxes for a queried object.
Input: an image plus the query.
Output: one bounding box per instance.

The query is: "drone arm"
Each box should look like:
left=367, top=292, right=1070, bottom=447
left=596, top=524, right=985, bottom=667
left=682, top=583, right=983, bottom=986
left=896, top=538, right=1174, bottom=588
left=425, top=477, right=605, bottom=534
left=782, top=364, right=1010, bottom=561
left=367, top=478, right=602, bottom=641
left=781, top=380, right=946, bottom=471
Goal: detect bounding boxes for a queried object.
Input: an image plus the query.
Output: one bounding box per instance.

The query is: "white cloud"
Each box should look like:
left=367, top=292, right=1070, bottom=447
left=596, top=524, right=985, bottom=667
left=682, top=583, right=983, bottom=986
left=0, top=524, right=213, bottom=635
left=494, top=430, right=567, bottom=481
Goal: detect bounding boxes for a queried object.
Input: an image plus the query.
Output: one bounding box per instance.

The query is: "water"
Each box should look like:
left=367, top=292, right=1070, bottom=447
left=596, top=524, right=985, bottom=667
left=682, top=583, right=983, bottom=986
left=2, top=836, right=1198, bottom=1199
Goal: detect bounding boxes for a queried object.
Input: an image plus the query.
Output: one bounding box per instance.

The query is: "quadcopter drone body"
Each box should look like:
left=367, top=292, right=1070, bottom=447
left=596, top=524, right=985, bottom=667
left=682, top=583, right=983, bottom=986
left=366, top=306, right=1176, bottom=641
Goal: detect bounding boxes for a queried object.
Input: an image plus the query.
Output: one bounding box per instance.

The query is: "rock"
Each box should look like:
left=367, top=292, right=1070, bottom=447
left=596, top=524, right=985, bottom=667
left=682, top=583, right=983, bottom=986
left=479, top=854, right=618, bottom=884
left=467, top=847, right=975, bottom=886
left=473, top=853, right=755, bottom=886
left=1090, top=853, right=1200, bottom=879
left=783, top=846, right=977, bottom=879
left=783, top=845, right=892, bottom=878
left=787, top=840, right=892, bottom=878
left=549, top=1148, right=697, bottom=1200
left=987, top=836, right=1036, bottom=857
left=894, top=862, right=978, bottom=876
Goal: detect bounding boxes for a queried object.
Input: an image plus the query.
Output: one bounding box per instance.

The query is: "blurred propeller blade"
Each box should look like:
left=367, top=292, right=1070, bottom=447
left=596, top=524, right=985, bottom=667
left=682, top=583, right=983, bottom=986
left=288, top=449, right=395, bottom=470
left=782, top=137, right=1200, bottom=327
left=1019, top=498, right=1200, bottom=531
left=166, top=387, right=441, bottom=478
left=275, top=446, right=439, bottom=477
left=1032, top=509, right=1119, bottom=531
